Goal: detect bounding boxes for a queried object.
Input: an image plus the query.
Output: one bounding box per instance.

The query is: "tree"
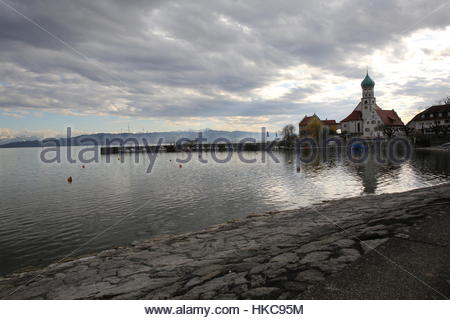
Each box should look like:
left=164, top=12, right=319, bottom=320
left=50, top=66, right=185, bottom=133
left=437, top=96, right=450, bottom=105
left=281, top=124, right=297, bottom=148
left=430, top=120, right=442, bottom=135
left=305, top=117, right=323, bottom=139
left=403, top=125, right=415, bottom=137
left=375, top=124, right=395, bottom=139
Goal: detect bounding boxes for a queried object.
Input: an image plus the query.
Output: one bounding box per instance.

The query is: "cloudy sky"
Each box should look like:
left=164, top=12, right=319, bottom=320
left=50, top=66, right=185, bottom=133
left=0, top=0, right=449, bottom=138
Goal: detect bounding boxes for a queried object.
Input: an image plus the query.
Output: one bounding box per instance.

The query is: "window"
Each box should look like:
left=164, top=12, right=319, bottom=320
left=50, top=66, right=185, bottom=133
left=364, top=100, right=368, bottom=104
left=365, top=128, right=369, bottom=132
left=372, top=120, right=376, bottom=124
left=421, top=114, right=425, bottom=119
left=364, top=106, right=368, bottom=110
left=367, top=121, right=370, bottom=124
left=343, top=124, right=347, bottom=127
left=430, top=113, right=434, bottom=118
left=438, top=112, right=443, bottom=117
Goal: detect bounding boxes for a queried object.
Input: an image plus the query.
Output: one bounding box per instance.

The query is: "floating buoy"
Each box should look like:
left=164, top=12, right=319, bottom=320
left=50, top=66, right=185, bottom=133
left=179, top=164, right=183, bottom=168
left=67, top=176, right=73, bottom=184
left=296, top=166, right=301, bottom=172
left=81, top=165, right=85, bottom=168
left=288, top=160, right=292, bottom=164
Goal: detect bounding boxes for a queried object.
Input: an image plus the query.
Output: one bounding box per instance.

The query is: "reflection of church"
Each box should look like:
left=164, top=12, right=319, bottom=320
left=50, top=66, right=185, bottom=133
left=340, top=72, right=404, bottom=137
left=351, top=154, right=402, bottom=194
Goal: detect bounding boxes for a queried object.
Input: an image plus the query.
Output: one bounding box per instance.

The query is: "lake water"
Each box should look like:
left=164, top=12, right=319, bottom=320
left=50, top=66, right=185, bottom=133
left=0, top=147, right=449, bottom=276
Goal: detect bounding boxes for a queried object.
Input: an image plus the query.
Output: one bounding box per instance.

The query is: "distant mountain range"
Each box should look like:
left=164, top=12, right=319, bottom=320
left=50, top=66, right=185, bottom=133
left=0, top=130, right=275, bottom=148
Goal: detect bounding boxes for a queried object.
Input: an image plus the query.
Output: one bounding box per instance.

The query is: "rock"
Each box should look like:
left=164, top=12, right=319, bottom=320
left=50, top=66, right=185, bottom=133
left=360, top=238, right=389, bottom=253
left=184, top=277, right=203, bottom=289
left=297, top=241, right=331, bottom=254
left=249, top=264, right=268, bottom=274
left=334, top=239, right=355, bottom=248
left=98, top=275, right=177, bottom=298
left=295, top=269, right=325, bottom=282
left=250, top=274, right=266, bottom=288
left=336, top=248, right=361, bottom=263
left=282, top=281, right=307, bottom=291
left=300, top=251, right=331, bottom=264
left=312, top=258, right=346, bottom=274
left=151, top=255, right=193, bottom=266
left=263, top=267, right=287, bottom=279
left=192, top=264, right=225, bottom=276
left=183, top=272, right=247, bottom=298
left=270, top=252, right=299, bottom=264
left=242, top=287, right=280, bottom=299
left=214, top=293, right=238, bottom=299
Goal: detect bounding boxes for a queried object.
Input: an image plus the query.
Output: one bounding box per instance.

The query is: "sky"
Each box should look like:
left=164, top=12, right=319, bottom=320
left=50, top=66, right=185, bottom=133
left=0, top=0, right=449, bottom=139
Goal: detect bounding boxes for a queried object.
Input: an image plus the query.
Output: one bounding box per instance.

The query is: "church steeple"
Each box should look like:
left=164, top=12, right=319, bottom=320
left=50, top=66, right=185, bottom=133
left=361, top=71, right=375, bottom=98
left=361, top=71, right=375, bottom=89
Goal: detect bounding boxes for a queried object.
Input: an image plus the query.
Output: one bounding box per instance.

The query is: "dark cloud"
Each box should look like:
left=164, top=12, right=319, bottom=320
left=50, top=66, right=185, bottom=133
left=0, top=0, right=449, bottom=123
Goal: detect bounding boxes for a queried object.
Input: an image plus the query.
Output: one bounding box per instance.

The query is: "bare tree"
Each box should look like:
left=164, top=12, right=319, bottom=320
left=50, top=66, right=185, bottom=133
left=430, top=120, right=442, bottom=135
left=281, top=124, right=297, bottom=148
left=375, top=124, right=395, bottom=139
left=403, top=125, right=415, bottom=137
left=437, top=96, right=450, bottom=105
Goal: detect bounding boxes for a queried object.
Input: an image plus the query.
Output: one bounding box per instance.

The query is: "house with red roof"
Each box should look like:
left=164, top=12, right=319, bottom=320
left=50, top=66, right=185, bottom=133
left=407, top=104, right=450, bottom=134
left=340, top=72, right=404, bottom=137
left=299, top=114, right=338, bottom=135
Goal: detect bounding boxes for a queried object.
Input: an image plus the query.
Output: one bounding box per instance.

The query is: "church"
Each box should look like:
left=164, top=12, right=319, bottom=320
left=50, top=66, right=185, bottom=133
left=340, top=72, right=404, bottom=137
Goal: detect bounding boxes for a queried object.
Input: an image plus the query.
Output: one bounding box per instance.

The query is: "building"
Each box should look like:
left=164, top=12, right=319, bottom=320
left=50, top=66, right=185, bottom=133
left=299, top=114, right=338, bottom=135
left=407, top=104, right=450, bottom=134
left=340, top=72, right=404, bottom=137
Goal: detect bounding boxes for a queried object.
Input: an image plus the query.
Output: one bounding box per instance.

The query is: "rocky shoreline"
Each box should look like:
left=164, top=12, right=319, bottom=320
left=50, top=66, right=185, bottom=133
left=1, top=183, right=449, bottom=299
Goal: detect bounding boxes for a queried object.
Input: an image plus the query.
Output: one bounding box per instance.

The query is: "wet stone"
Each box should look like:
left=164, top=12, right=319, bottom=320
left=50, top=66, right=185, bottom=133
left=242, top=287, right=281, bottom=299
left=300, top=251, right=331, bottom=264
left=295, top=269, right=325, bottom=282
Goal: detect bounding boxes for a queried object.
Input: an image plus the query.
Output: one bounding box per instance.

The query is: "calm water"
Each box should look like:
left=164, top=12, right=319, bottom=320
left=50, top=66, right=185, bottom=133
left=0, top=147, right=449, bottom=275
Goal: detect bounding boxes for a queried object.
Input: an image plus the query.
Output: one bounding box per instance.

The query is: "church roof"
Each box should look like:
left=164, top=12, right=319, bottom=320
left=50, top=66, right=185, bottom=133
left=340, top=110, right=362, bottom=122
left=376, top=109, right=404, bottom=126
left=361, top=72, right=375, bottom=89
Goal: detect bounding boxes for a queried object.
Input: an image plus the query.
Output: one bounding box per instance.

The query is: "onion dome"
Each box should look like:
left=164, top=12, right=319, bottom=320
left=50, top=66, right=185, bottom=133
left=361, top=72, right=375, bottom=89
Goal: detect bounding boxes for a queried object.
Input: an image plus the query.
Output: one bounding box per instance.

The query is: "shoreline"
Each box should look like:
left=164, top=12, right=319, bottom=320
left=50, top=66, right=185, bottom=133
left=415, top=146, right=450, bottom=152
left=1, top=183, right=449, bottom=299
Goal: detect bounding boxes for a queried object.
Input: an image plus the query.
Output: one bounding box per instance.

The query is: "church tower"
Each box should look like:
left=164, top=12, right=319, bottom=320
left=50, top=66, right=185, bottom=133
left=360, top=71, right=377, bottom=136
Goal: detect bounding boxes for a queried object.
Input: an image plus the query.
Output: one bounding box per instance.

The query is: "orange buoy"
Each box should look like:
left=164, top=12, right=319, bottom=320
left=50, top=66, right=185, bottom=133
left=67, top=176, right=73, bottom=183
